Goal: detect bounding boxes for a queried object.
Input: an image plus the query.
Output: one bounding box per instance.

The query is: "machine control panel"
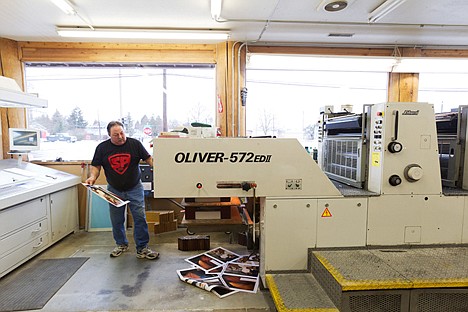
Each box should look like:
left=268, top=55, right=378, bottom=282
left=367, top=102, right=442, bottom=195
left=372, top=114, right=384, bottom=151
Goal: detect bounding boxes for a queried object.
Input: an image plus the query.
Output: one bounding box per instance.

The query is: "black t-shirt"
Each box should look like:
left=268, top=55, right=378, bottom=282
left=91, top=137, right=150, bottom=191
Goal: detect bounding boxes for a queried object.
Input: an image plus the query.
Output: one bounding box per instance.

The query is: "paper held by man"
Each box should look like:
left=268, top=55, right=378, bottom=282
left=82, top=183, right=130, bottom=207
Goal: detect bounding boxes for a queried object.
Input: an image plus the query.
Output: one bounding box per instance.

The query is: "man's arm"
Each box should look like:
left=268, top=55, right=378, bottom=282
left=85, top=165, right=102, bottom=185
left=145, top=156, right=153, bottom=167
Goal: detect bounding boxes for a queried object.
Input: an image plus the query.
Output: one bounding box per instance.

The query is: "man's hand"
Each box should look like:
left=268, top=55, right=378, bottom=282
left=86, top=165, right=101, bottom=186
left=85, top=176, right=96, bottom=185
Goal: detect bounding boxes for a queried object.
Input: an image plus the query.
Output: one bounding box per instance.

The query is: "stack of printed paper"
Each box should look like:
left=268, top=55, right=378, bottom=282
left=177, top=247, right=260, bottom=298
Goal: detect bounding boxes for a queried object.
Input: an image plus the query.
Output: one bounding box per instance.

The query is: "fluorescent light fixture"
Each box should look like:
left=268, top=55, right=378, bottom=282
left=368, top=0, right=408, bottom=23
left=247, top=55, right=468, bottom=74
left=392, top=58, right=468, bottom=73
left=210, top=0, right=223, bottom=20
left=56, top=27, right=230, bottom=40
left=247, top=54, right=396, bottom=72
left=0, top=76, right=48, bottom=108
left=50, top=0, right=76, bottom=15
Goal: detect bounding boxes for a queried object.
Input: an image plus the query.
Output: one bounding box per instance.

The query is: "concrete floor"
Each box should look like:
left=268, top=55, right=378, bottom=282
left=18, top=228, right=276, bottom=312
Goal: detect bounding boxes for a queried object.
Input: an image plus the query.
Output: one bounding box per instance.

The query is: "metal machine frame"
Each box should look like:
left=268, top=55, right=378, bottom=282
left=152, top=102, right=468, bottom=285
left=435, top=106, right=468, bottom=189
left=319, top=106, right=371, bottom=189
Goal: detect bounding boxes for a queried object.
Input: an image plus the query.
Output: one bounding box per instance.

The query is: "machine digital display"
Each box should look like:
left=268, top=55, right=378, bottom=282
left=8, top=128, right=41, bottom=152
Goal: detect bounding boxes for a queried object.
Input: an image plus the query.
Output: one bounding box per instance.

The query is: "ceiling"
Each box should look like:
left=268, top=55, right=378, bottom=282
left=1, top=0, right=468, bottom=47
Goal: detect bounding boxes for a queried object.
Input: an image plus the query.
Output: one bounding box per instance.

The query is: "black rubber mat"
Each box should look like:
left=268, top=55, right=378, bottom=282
left=0, top=257, right=88, bottom=311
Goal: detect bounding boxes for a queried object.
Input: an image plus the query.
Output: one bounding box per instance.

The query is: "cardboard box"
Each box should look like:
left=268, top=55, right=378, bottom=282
left=148, top=198, right=184, bottom=225
left=145, top=211, right=160, bottom=223
left=127, top=213, right=133, bottom=227
left=155, top=211, right=169, bottom=223
left=154, top=220, right=177, bottom=234
left=128, top=211, right=171, bottom=228
left=168, top=220, right=177, bottom=231
left=126, top=210, right=177, bottom=233
left=147, top=222, right=157, bottom=233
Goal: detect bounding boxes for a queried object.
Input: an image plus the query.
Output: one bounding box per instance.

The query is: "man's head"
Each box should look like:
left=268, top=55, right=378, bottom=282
left=107, top=121, right=126, bottom=146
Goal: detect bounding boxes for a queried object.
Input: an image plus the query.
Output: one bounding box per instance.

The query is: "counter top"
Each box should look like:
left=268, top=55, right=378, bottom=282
left=0, top=159, right=81, bottom=210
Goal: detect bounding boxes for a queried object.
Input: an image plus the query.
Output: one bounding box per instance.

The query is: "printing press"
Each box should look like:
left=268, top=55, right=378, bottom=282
left=318, top=108, right=368, bottom=189
left=152, top=102, right=468, bottom=286
left=320, top=103, right=468, bottom=193
left=434, top=108, right=468, bottom=189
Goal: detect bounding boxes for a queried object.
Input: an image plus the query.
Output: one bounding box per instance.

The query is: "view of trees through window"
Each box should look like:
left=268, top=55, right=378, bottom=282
left=245, top=56, right=468, bottom=152
left=22, top=57, right=468, bottom=161
left=24, top=63, right=215, bottom=160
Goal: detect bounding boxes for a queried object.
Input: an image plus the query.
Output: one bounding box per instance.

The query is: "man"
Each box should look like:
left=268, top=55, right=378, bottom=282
left=86, top=120, right=159, bottom=260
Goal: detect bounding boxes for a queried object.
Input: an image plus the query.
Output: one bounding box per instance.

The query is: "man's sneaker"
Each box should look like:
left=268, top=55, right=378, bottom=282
left=110, top=244, right=129, bottom=257
left=136, top=247, right=159, bottom=260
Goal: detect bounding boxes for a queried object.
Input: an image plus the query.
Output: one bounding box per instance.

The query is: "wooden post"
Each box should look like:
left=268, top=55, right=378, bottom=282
left=216, top=41, right=247, bottom=137
left=216, top=41, right=229, bottom=136
left=387, top=73, right=419, bottom=102
left=0, top=38, right=27, bottom=159
left=387, top=48, right=421, bottom=103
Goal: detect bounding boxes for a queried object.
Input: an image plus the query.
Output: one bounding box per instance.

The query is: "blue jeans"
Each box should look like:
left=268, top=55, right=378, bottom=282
left=107, top=183, right=149, bottom=251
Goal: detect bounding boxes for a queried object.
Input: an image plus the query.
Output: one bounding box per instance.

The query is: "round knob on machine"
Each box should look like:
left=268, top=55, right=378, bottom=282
left=196, top=183, right=203, bottom=189
left=389, top=175, right=402, bottom=186
left=405, top=164, right=423, bottom=182
left=388, top=141, right=403, bottom=153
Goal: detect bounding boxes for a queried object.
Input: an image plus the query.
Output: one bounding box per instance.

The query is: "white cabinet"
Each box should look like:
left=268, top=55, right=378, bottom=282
left=0, top=219, right=49, bottom=255
left=0, top=159, right=80, bottom=278
left=0, top=196, right=48, bottom=238
left=261, top=197, right=318, bottom=273
left=0, top=187, right=79, bottom=278
left=0, top=196, right=50, bottom=277
left=316, top=198, right=367, bottom=248
left=50, top=187, right=79, bottom=243
left=0, top=233, right=49, bottom=275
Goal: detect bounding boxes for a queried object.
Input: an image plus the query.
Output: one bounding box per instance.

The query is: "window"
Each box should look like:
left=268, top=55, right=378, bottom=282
left=246, top=55, right=388, bottom=149
left=24, top=63, right=215, bottom=161
left=397, top=58, right=468, bottom=113
left=419, top=73, right=468, bottom=113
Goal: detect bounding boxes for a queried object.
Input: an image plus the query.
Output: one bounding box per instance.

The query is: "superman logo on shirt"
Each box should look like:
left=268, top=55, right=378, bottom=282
left=109, top=153, right=131, bottom=175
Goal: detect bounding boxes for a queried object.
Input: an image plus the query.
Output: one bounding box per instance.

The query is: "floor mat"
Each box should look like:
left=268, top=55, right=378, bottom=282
left=0, top=257, right=89, bottom=311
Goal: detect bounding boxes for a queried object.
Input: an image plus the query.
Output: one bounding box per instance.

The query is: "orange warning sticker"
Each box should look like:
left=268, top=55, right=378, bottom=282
left=321, top=207, right=332, bottom=217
